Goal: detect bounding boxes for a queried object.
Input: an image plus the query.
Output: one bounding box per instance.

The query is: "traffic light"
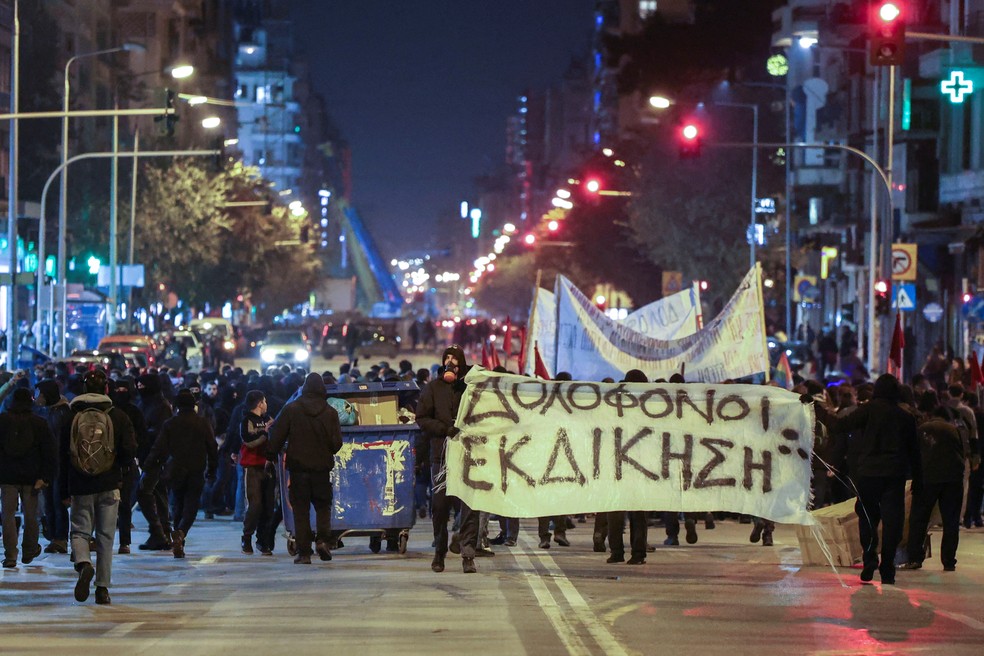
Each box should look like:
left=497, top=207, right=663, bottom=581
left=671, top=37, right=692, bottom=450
left=678, top=122, right=701, bottom=159
left=875, top=279, right=891, bottom=315
left=584, top=177, right=602, bottom=194
left=869, top=2, right=905, bottom=66
left=523, top=233, right=536, bottom=247
left=155, top=88, right=179, bottom=136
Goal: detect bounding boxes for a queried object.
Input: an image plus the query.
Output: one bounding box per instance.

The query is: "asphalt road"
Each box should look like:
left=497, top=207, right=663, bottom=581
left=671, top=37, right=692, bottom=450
left=1, top=515, right=982, bottom=655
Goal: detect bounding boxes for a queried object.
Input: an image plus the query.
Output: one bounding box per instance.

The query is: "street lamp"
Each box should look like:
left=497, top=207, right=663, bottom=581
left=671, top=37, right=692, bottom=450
left=168, top=64, right=195, bottom=79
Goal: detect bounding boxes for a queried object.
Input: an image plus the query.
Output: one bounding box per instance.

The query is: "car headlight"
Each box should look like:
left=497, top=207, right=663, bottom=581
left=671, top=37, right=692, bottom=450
left=224, top=340, right=235, bottom=351
left=295, top=348, right=309, bottom=361
left=261, top=349, right=275, bottom=363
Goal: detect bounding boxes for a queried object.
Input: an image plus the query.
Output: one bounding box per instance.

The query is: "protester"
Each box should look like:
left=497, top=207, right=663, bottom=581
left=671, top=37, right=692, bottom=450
left=266, top=373, right=342, bottom=564
left=240, top=390, right=276, bottom=555
left=415, top=345, right=479, bottom=573
left=60, top=370, right=136, bottom=605
left=34, top=379, right=73, bottom=554
left=606, top=369, right=649, bottom=564
left=1, top=388, right=58, bottom=568
left=135, top=373, right=174, bottom=551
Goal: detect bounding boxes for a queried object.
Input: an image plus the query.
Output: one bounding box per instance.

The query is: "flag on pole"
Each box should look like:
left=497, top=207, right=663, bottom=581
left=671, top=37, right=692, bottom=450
left=481, top=342, right=493, bottom=370
left=490, top=339, right=501, bottom=369
left=504, top=316, right=512, bottom=358
left=533, top=341, right=550, bottom=379
left=887, top=312, right=904, bottom=378
left=773, top=352, right=794, bottom=390
left=517, top=326, right=527, bottom=374
left=970, top=351, right=984, bottom=391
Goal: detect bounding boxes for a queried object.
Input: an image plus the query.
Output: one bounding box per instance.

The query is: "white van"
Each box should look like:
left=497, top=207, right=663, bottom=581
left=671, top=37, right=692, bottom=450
left=188, top=318, right=236, bottom=365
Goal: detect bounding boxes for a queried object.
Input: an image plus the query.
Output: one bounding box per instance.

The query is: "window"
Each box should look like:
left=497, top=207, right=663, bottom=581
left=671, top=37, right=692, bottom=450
left=639, top=1, right=657, bottom=19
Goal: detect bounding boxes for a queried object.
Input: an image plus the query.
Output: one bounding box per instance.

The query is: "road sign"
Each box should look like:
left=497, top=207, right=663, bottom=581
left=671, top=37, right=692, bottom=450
left=942, top=70, right=974, bottom=103
left=662, top=271, right=683, bottom=297
left=923, top=302, right=944, bottom=323
left=793, top=275, right=819, bottom=302
left=892, top=282, right=916, bottom=311
left=891, top=243, right=917, bottom=281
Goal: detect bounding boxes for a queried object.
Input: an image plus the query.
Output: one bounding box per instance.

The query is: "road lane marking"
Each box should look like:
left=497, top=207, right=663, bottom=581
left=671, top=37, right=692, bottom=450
left=509, top=548, right=591, bottom=656
left=936, top=609, right=984, bottom=631
left=105, top=622, right=143, bottom=638
left=520, top=536, right=630, bottom=656
left=601, top=602, right=644, bottom=626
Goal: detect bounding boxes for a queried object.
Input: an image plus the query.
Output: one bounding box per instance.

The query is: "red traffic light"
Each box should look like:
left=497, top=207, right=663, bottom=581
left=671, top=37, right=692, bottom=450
left=874, top=279, right=890, bottom=294
left=878, top=2, right=901, bottom=22
left=584, top=178, right=602, bottom=194
left=678, top=121, right=702, bottom=159
left=547, top=220, right=559, bottom=232
left=523, top=233, right=536, bottom=246
left=682, top=124, right=699, bottom=141
left=870, top=2, right=905, bottom=66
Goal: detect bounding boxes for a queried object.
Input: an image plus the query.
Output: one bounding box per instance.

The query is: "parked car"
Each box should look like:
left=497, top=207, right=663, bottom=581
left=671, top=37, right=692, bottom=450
left=65, top=350, right=131, bottom=372
left=189, top=317, right=236, bottom=365
left=96, top=334, right=159, bottom=367
left=321, top=320, right=401, bottom=359
left=259, top=329, right=311, bottom=366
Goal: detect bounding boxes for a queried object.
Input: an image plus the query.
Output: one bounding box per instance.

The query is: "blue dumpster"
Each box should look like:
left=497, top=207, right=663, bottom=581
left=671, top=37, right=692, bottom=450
left=278, top=382, right=420, bottom=555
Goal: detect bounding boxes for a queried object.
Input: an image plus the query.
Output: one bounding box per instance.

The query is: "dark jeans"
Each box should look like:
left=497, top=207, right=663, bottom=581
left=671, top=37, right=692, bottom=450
left=42, top=475, right=69, bottom=543
left=855, top=476, right=906, bottom=575
left=204, top=455, right=234, bottom=512
left=964, top=466, right=983, bottom=525
left=117, top=462, right=139, bottom=547
left=1, top=485, right=40, bottom=561
left=137, top=468, right=172, bottom=541
left=907, top=480, right=963, bottom=568
left=663, top=512, right=700, bottom=538
left=608, top=511, right=647, bottom=559
left=497, top=516, right=519, bottom=541
left=168, top=471, right=205, bottom=536
left=430, top=461, right=478, bottom=558
left=288, top=469, right=333, bottom=556
left=414, top=466, right=431, bottom=516
left=538, top=516, right=567, bottom=541
left=243, top=466, right=276, bottom=539
left=593, top=512, right=608, bottom=545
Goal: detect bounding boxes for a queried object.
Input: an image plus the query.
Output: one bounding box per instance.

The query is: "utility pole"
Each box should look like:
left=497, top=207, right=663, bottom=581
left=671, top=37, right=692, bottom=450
left=5, top=0, right=18, bottom=369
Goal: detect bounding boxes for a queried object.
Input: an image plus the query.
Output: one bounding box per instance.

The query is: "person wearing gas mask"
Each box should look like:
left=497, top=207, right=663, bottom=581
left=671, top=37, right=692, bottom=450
left=415, top=345, right=479, bottom=574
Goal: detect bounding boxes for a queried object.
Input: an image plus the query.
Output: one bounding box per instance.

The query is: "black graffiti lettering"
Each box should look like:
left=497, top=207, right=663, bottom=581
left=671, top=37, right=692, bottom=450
left=760, top=396, right=770, bottom=431
left=592, top=427, right=603, bottom=480
left=715, top=394, right=750, bottom=422
left=567, top=382, right=602, bottom=411
left=676, top=389, right=714, bottom=424
left=511, top=380, right=548, bottom=411
left=604, top=384, right=640, bottom=418
left=660, top=433, right=694, bottom=490
left=539, top=428, right=587, bottom=486
left=465, top=376, right=520, bottom=425
left=614, top=427, right=659, bottom=481
left=694, top=438, right=736, bottom=488
left=499, top=435, right=536, bottom=492
left=743, top=447, right=773, bottom=493
left=461, top=435, right=493, bottom=491
left=541, top=382, right=574, bottom=415
left=639, top=388, right=674, bottom=419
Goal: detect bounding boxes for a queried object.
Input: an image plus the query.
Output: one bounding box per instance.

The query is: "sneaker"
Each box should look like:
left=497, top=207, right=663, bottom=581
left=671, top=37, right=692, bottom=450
left=75, top=562, right=95, bottom=602
left=860, top=563, right=876, bottom=583
left=315, top=540, right=332, bottom=561
left=118, top=545, right=131, bottom=555
left=762, top=533, right=773, bottom=547
left=431, top=554, right=445, bottom=572
left=94, top=586, right=111, bottom=605
left=462, top=558, right=477, bottom=574
left=293, top=553, right=312, bottom=564
left=749, top=524, right=763, bottom=543
left=258, top=546, right=274, bottom=556
left=242, top=535, right=254, bottom=555
left=704, top=514, right=716, bottom=530
left=21, top=545, right=42, bottom=565
left=489, top=533, right=506, bottom=546
left=2, top=558, right=15, bottom=569
left=554, top=535, right=571, bottom=547
left=606, top=554, right=625, bottom=563
left=943, top=565, right=956, bottom=572
left=626, top=556, right=646, bottom=565
left=171, top=530, right=185, bottom=559
left=897, top=561, right=922, bottom=570
left=449, top=533, right=461, bottom=555
left=538, top=539, right=551, bottom=549
left=684, top=519, right=698, bottom=544
left=663, top=536, right=679, bottom=546
left=503, top=539, right=517, bottom=547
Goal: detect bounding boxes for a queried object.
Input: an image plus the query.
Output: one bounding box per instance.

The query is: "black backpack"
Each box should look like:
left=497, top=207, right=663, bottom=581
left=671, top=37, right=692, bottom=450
left=1, top=415, right=36, bottom=459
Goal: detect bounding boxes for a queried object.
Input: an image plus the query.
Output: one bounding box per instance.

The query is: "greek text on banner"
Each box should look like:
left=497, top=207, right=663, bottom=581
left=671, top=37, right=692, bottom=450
left=446, top=369, right=816, bottom=525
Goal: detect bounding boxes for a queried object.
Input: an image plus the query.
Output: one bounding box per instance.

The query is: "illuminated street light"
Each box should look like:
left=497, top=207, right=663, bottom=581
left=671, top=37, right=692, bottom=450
left=187, top=95, right=208, bottom=105
left=503, top=222, right=517, bottom=234
left=648, top=95, right=672, bottom=109
left=556, top=189, right=571, bottom=199
left=201, top=116, right=221, bottom=129
left=797, top=36, right=817, bottom=49
left=169, top=64, right=195, bottom=79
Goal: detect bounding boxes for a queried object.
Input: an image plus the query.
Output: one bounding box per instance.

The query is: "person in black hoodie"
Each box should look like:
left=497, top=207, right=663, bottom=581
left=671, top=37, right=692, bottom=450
left=35, top=379, right=73, bottom=554
left=812, top=373, right=921, bottom=585
left=135, top=373, right=174, bottom=550
left=415, top=345, right=479, bottom=574
left=109, top=377, right=146, bottom=555
left=143, top=389, right=217, bottom=559
left=1, top=388, right=57, bottom=568
left=60, top=369, right=136, bottom=605
left=266, top=373, right=342, bottom=564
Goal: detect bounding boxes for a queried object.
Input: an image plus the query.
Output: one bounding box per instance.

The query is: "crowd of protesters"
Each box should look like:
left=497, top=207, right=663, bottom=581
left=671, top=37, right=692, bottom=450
left=0, top=331, right=981, bottom=602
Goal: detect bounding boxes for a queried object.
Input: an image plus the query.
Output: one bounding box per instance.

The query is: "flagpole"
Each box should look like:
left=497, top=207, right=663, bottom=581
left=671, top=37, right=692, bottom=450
left=522, top=270, right=543, bottom=376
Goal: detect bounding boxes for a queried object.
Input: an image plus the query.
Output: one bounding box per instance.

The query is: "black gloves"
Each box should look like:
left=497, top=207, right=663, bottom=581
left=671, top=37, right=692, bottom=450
left=799, top=394, right=815, bottom=405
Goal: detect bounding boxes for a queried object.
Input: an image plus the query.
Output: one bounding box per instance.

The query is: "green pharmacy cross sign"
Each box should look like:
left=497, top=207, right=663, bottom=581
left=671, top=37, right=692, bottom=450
left=942, top=70, right=974, bottom=103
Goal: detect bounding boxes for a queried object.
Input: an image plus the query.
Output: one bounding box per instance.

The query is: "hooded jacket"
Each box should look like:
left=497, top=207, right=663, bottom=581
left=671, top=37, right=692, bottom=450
left=0, top=393, right=57, bottom=486
left=143, top=406, right=218, bottom=481
left=137, top=374, right=173, bottom=466
left=266, top=373, right=342, bottom=473
left=415, top=345, right=469, bottom=467
left=815, top=374, right=921, bottom=482
left=59, top=393, right=137, bottom=498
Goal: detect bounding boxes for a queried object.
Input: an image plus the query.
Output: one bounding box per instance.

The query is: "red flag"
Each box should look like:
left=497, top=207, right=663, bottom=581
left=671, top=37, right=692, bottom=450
left=887, top=312, right=904, bottom=378
left=533, top=341, right=550, bottom=379
left=517, top=326, right=527, bottom=374
left=504, top=316, right=512, bottom=358
left=489, top=339, right=501, bottom=369
left=970, top=351, right=984, bottom=391
left=481, top=342, right=493, bottom=369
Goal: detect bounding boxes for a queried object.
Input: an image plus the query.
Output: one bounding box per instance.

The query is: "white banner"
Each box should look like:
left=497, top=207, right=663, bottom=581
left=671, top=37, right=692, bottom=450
left=447, top=369, right=815, bottom=524
left=522, top=287, right=556, bottom=377
left=554, top=265, right=769, bottom=383
left=621, top=283, right=702, bottom=341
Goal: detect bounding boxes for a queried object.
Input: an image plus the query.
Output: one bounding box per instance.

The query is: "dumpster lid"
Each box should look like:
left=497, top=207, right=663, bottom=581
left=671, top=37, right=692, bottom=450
left=326, top=380, right=418, bottom=395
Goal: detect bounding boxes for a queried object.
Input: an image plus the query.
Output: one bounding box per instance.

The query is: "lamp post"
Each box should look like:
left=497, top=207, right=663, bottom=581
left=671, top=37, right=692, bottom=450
left=5, top=0, right=17, bottom=369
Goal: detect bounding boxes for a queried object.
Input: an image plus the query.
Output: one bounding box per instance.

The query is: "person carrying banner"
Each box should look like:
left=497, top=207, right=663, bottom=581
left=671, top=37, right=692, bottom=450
left=810, top=373, right=921, bottom=585
left=416, top=345, right=479, bottom=574
left=605, top=369, right=650, bottom=565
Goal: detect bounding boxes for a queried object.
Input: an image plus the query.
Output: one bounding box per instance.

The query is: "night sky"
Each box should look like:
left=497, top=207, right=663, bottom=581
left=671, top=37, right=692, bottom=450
left=289, top=1, right=596, bottom=259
